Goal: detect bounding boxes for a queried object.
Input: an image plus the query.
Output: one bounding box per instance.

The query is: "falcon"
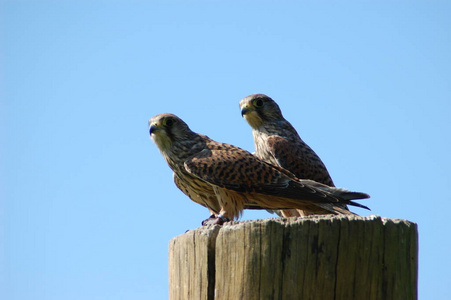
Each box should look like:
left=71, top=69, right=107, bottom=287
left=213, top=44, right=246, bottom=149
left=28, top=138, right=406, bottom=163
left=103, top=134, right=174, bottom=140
left=149, top=113, right=369, bottom=225
left=240, top=93, right=361, bottom=216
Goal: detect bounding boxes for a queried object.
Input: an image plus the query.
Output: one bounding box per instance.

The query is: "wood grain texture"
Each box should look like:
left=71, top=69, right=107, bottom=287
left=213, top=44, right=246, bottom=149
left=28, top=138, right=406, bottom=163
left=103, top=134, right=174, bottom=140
left=169, top=215, right=418, bottom=300
left=168, top=226, right=220, bottom=300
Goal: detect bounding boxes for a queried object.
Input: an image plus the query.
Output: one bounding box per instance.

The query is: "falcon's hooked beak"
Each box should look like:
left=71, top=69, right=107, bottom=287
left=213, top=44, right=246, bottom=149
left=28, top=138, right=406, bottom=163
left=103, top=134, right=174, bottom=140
left=149, top=124, right=159, bottom=135
left=240, top=104, right=264, bottom=128
left=149, top=121, right=167, bottom=137
left=241, top=106, right=255, bottom=117
left=149, top=122, right=173, bottom=151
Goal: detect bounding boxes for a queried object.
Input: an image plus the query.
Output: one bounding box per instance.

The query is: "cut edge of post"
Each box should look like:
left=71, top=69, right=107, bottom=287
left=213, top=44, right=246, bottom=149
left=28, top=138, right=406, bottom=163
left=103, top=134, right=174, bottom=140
left=169, top=215, right=418, bottom=300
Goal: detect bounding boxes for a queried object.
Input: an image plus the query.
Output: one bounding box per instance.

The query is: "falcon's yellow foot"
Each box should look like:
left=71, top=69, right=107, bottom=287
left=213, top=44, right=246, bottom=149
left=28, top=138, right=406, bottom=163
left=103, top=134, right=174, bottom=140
left=201, top=214, right=216, bottom=225
left=201, top=214, right=230, bottom=226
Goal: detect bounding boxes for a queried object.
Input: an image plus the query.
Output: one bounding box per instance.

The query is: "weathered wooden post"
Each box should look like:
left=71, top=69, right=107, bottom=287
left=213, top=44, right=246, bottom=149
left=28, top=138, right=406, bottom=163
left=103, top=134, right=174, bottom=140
left=169, top=215, right=418, bottom=300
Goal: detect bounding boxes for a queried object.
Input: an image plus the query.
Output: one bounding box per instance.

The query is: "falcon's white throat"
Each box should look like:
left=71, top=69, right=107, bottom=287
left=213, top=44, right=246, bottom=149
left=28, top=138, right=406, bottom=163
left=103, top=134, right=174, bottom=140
left=151, top=130, right=173, bottom=153
left=243, top=110, right=264, bottom=128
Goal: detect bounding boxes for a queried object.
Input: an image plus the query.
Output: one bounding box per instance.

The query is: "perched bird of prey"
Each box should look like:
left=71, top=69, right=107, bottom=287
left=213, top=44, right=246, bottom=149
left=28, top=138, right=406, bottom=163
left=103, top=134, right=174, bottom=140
left=240, top=93, right=362, bottom=216
left=149, top=113, right=369, bottom=225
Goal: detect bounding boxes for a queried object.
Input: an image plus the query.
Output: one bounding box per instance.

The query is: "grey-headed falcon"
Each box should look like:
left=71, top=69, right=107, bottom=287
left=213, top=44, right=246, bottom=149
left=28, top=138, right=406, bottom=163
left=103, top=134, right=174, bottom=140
left=240, top=94, right=366, bottom=216
left=149, top=113, right=369, bottom=225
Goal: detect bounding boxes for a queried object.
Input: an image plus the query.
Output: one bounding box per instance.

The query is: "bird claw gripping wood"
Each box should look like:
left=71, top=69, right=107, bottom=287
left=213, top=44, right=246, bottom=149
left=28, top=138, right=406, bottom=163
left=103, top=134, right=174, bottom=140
left=201, top=214, right=230, bottom=226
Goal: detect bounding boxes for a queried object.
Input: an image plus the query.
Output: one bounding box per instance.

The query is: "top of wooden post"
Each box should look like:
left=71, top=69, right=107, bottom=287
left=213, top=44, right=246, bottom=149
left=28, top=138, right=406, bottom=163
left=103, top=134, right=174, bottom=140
left=169, top=215, right=418, bottom=300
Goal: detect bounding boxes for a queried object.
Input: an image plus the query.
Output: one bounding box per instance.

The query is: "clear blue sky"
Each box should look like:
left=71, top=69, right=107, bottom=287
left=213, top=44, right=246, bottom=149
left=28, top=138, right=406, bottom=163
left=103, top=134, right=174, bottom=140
left=2, top=1, right=450, bottom=299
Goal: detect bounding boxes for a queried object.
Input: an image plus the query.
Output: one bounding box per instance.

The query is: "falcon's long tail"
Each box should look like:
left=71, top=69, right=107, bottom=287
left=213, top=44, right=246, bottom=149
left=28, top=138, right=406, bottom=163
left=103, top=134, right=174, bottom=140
left=247, top=178, right=371, bottom=215
left=289, top=179, right=371, bottom=212
left=329, top=188, right=370, bottom=210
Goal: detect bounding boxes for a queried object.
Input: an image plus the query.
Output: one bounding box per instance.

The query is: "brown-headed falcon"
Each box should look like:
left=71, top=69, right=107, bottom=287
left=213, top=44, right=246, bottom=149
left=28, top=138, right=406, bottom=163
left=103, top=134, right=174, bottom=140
left=240, top=94, right=366, bottom=216
left=149, top=113, right=369, bottom=224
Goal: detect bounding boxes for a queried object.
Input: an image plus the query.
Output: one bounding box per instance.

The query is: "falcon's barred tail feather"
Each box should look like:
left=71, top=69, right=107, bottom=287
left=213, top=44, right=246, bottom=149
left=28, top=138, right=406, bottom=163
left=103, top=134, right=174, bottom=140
left=340, top=191, right=370, bottom=200
left=329, top=189, right=370, bottom=210
left=348, top=201, right=371, bottom=210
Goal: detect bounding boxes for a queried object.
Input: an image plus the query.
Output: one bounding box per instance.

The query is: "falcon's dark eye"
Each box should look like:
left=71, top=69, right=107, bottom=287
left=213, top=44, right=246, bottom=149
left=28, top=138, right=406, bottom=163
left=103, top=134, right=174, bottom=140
left=164, top=118, right=174, bottom=127
left=253, top=99, right=264, bottom=107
